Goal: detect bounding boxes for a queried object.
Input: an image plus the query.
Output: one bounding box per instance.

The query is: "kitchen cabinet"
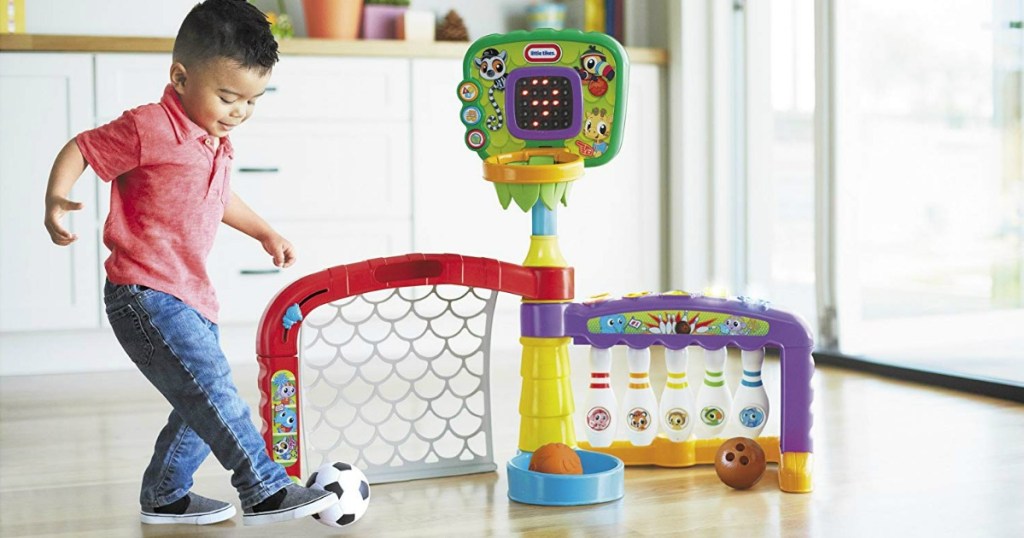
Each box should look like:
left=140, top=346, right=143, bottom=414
left=0, top=49, right=663, bottom=375
left=0, top=53, right=100, bottom=331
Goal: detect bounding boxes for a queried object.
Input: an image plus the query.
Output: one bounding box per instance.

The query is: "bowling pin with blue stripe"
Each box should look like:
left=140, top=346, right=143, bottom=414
left=723, top=348, right=770, bottom=438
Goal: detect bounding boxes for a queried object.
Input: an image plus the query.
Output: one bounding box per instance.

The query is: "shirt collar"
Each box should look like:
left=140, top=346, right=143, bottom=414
left=160, top=84, right=234, bottom=158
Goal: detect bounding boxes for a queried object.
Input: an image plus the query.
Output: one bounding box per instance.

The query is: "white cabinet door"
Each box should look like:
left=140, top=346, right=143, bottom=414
left=411, top=59, right=664, bottom=299
left=0, top=53, right=100, bottom=331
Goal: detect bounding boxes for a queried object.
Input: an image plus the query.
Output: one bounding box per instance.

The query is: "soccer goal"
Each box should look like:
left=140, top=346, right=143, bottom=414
left=256, top=253, right=573, bottom=484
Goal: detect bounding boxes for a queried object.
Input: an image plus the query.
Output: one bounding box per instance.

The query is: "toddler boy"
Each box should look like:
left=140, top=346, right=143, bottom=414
left=43, top=0, right=334, bottom=526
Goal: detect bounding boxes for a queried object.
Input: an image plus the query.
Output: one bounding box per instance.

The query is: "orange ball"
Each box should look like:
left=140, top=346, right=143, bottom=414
left=529, top=443, right=583, bottom=475
left=714, top=437, right=766, bottom=489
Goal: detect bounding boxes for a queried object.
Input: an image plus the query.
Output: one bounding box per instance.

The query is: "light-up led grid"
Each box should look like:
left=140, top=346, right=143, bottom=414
left=505, top=66, right=582, bottom=140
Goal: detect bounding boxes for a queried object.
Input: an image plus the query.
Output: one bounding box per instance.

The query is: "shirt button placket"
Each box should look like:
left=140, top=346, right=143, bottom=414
left=204, top=137, right=220, bottom=198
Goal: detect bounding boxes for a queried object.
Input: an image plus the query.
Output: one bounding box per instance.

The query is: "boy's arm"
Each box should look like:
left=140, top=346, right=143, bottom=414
left=222, top=191, right=296, bottom=268
left=44, top=139, right=88, bottom=246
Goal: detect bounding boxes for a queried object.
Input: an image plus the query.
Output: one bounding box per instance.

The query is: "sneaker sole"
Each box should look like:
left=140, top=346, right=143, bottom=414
left=242, top=493, right=336, bottom=526
left=140, top=504, right=236, bottom=525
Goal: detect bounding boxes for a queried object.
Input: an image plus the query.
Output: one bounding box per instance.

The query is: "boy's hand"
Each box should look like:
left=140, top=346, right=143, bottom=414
left=44, top=196, right=84, bottom=246
left=261, top=233, right=296, bottom=268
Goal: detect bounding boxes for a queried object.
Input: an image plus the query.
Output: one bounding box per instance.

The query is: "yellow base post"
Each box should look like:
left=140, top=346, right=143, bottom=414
left=518, top=336, right=576, bottom=452
left=779, top=451, right=814, bottom=493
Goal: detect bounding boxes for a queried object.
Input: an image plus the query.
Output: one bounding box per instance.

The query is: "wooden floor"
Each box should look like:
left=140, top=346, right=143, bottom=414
left=2, top=353, right=1023, bottom=537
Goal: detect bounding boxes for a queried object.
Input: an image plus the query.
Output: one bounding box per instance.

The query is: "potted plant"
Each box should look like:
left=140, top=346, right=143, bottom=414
left=302, top=0, right=364, bottom=40
left=361, top=0, right=410, bottom=40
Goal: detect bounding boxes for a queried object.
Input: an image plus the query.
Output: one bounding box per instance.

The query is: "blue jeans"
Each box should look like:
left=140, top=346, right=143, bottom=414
left=103, top=280, right=292, bottom=509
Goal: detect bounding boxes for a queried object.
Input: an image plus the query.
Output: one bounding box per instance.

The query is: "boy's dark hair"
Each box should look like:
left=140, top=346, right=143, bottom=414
left=173, top=0, right=279, bottom=74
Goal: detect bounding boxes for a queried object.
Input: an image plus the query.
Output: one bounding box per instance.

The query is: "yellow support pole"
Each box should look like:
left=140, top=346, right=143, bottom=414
left=518, top=336, right=575, bottom=452
left=518, top=231, right=576, bottom=452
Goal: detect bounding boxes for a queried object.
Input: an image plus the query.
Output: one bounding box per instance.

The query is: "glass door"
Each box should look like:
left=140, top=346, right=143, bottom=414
left=833, top=0, right=1024, bottom=382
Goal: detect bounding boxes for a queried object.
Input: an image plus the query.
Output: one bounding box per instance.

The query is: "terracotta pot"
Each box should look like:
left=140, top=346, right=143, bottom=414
left=302, top=0, right=363, bottom=40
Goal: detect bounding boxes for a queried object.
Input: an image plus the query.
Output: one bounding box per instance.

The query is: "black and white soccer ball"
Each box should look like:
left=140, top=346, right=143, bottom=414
left=306, top=462, right=371, bottom=528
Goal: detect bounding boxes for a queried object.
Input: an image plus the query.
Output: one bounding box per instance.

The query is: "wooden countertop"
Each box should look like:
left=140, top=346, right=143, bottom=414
left=0, top=34, right=667, bottom=65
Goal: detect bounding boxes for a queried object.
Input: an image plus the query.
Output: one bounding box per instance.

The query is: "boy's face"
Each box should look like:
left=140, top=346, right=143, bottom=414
left=170, top=57, right=271, bottom=138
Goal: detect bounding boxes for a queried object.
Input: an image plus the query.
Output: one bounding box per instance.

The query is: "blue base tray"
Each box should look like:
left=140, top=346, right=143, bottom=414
left=507, top=449, right=624, bottom=506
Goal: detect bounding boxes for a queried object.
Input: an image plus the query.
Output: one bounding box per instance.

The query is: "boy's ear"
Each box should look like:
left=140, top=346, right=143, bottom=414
left=169, top=62, right=188, bottom=92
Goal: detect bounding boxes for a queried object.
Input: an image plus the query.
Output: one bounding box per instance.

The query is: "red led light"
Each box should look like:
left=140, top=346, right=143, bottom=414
left=542, top=111, right=549, bottom=116
left=553, top=100, right=560, bottom=105
left=521, top=90, right=528, bottom=96
left=552, top=90, right=560, bottom=95
left=542, top=79, right=549, bottom=85
left=532, top=79, right=538, bottom=85
left=543, top=100, right=549, bottom=105
left=532, top=121, right=539, bottom=126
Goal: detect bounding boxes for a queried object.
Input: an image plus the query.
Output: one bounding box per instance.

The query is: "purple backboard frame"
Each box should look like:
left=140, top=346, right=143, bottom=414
left=562, top=294, right=816, bottom=455
left=505, top=66, right=583, bottom=141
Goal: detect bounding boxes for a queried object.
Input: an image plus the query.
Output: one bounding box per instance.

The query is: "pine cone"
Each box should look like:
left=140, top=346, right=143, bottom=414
left=437, top=9, right=469, bottom=41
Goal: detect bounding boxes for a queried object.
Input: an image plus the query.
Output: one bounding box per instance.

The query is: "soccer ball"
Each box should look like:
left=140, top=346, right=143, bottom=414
left=306, top=462, right=371, bottom=528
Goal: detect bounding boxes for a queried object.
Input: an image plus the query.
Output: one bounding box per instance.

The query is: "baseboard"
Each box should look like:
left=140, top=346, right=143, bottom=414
left=814, top=350, right=1024, bottom=403
left=0, top=324, right=261, bottom=376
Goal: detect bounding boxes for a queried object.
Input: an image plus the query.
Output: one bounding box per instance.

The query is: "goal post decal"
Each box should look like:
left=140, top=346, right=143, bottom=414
left=256, top=253, right=574, bottom=481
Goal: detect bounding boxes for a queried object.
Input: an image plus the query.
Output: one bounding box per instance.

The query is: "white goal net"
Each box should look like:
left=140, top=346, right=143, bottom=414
left=297, top=285, right=499, bottom=483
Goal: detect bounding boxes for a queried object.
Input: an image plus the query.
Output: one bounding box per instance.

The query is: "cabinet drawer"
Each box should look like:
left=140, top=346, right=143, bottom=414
left=229, top=122, right=411, bottom=220
left=208, top=219, right=412, bottom=324
left=258, top=57, right=410, bottom=121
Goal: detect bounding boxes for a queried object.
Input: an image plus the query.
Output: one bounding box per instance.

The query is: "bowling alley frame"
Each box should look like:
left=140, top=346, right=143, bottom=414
left=255, top=253, right=815, bottom=494
left=567, top=293, right=815, bottom=493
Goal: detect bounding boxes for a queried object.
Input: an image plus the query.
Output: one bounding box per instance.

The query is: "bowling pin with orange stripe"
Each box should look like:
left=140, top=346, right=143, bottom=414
left=622, top=346, right=659, bottom=446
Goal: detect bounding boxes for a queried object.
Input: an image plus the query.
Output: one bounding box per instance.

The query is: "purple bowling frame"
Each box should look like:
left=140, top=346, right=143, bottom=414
left=521, top=293, right=815, bottom=457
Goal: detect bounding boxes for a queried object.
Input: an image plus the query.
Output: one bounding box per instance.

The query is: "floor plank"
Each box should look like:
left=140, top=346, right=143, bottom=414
left=2, top=351, right=1022, bottom=537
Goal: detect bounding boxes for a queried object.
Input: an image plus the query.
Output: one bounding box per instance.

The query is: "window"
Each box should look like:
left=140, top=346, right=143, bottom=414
left=833, top=0, right=1023, bottom=381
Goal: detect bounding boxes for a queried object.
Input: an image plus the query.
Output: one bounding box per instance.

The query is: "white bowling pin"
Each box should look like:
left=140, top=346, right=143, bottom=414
left=584, top=346, right=618, bottom=448
left=694, top=347, right=732, bottom=439
left=660, top=347, right=696, bottom=442
left=723, top=348, right=770, bottom=438
left=622, top=347, right=659, bottom=446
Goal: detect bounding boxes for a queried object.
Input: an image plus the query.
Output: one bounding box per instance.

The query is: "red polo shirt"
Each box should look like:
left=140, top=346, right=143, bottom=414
left=77, top=84, right=233, bottom=323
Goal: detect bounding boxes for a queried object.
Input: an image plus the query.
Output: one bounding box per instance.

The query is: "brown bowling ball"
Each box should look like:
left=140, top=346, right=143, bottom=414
left=714, top=437, right=766, bottom=489
left=529, top=443, right=583, bottom=475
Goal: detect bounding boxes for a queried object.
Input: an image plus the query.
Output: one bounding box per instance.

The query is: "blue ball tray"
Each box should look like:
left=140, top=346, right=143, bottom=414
left=507, top=449, right=624, bottom=506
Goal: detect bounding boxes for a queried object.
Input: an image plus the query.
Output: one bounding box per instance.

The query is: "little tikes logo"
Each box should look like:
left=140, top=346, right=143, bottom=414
left=524, top=44, right=562, bottom=63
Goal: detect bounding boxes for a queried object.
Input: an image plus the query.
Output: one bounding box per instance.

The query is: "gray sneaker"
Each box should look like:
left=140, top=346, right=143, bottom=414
left=242, top=484, right=336, bottom=526
left=140, top=492, right=236, bottom=525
